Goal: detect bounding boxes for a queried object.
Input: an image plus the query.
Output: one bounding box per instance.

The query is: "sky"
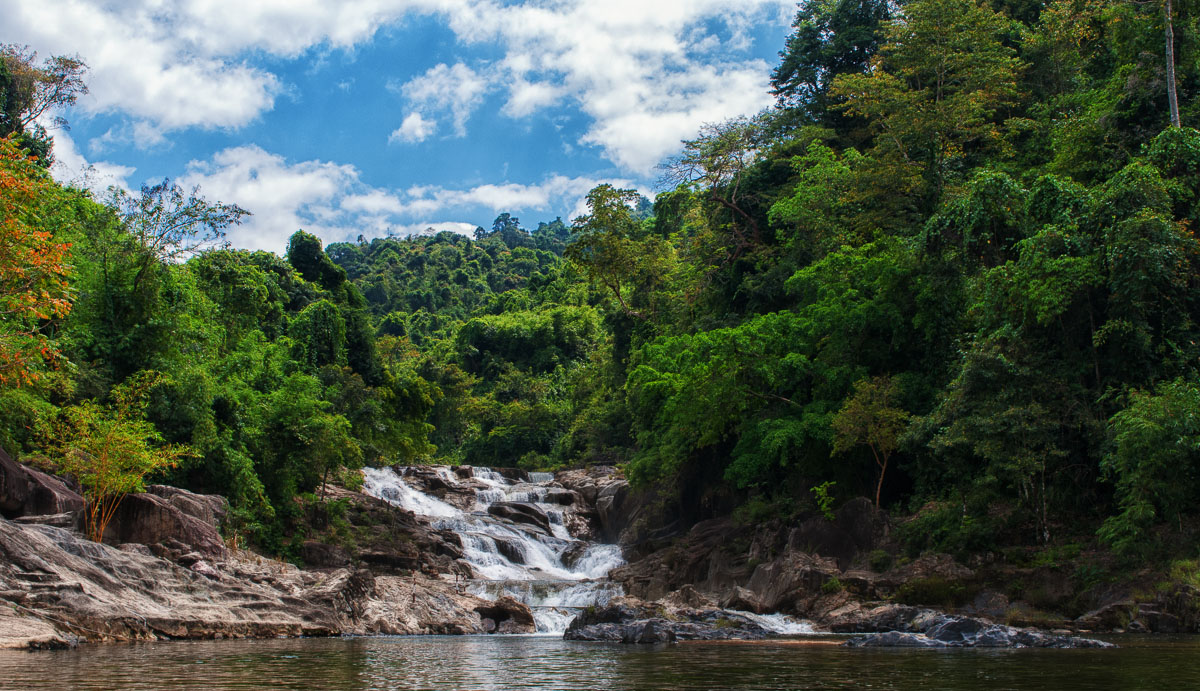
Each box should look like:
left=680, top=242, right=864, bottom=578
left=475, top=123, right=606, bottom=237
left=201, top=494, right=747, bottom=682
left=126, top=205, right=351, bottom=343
left=7, top=0, right=797, bottom=253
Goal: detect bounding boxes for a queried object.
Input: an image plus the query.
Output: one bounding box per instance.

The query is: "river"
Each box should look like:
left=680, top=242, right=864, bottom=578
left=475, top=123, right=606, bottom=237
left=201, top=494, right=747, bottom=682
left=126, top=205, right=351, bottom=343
left=2, top=634, right=1198, bottom=690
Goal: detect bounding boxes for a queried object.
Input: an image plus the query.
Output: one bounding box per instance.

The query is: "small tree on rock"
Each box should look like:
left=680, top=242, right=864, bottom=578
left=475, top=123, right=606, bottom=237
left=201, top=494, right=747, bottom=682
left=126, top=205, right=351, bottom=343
left=46, top=372, right=192, bottom=542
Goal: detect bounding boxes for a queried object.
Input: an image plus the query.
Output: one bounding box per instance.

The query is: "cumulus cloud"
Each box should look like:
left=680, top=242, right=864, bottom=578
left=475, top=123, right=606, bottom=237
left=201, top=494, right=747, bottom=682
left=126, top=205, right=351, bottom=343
left=389, top=112, right=437, bottom=143
left=392, top=62, right=490, bottom=137
left=175, top=145, right=631, bottom=253
left=13, top=1, right=791, bottom=172
left=48, top=130, right=136, bottom=194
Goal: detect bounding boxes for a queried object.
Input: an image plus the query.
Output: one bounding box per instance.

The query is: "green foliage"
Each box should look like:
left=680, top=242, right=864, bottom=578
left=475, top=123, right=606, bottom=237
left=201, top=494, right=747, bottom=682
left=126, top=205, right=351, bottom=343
left=44, top=372, right=193, bottom=541
left=1100, top=378, right=1200, bottom=555
left=811, top=481, right=837, bottom=521
left=821, top=577, right=844, bottom=595
left=8, top=4, right=1200, bottom=569
left=895, top=576, right=974, bottom=608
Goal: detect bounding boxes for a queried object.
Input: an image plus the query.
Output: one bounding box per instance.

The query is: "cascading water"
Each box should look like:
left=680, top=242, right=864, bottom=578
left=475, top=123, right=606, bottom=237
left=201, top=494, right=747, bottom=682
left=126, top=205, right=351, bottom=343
left=362, top=466, right=626, bottom=634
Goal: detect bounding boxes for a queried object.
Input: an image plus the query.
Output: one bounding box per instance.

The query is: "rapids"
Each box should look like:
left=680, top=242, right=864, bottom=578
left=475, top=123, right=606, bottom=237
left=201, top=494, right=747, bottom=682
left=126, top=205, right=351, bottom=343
left=361, top=466, right=624, bottom=634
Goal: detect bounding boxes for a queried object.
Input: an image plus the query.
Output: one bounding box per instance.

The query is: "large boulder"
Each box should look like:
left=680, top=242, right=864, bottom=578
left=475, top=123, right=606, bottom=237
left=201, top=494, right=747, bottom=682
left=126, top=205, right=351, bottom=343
left=486, top=502, right=551, bottom=533
left=0, top=448, right=83, bottom=519
left=102, top=489, right=228, bottom=558
left=745, top=552, right=840, bottom=612
left=474, top=596, right=535, bottom=634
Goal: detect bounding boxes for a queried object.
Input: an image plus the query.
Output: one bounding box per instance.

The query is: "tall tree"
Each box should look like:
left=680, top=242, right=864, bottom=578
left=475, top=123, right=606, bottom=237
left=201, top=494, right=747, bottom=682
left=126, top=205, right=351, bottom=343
left=0, top=45, right=87, bottom=163
left=832, top=0, right=1026, bottom=203
left=0, top=137, right=73, bottom=386
left=772, top=0, right=891, bottom=128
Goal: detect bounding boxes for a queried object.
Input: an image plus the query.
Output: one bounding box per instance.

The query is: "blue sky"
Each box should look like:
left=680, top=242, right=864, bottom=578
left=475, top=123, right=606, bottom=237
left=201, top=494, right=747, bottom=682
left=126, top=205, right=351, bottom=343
left=10, top=0, right=796, bottom=253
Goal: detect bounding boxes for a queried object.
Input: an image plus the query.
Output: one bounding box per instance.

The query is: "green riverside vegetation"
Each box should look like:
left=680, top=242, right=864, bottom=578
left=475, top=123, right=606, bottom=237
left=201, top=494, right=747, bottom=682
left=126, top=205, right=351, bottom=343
left=2, top=0, right=1200, bottom=570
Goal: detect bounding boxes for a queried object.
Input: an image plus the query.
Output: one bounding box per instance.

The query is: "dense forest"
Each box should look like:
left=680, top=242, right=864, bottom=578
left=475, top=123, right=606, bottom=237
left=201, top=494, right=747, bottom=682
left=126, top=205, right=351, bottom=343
left=3, top=0, right=1200, bottom=567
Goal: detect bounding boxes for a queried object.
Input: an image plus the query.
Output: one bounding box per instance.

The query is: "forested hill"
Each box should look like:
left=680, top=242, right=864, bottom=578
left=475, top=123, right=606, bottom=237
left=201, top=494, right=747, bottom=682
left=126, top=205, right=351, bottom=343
left=3, top=0, right=1200, bottom=569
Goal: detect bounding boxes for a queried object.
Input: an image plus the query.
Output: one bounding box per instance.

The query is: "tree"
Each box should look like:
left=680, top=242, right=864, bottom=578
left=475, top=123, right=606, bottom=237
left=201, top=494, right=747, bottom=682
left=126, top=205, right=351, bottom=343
left=1099, top=378, right=1200, bottom=555
left=566, top=185, right=673, bottom=320
left=286, top=230, right=346, bottom=292
left=0, top=44, right=87, bottom=162
left=772, top=0, right=891, bottom=126
left=108, top=180, right=248, bottom=274
left=46, top=372, right=192, bottom=541
left=832, top=375, right=909, bottom=507
left=0, top=136, right=73, bottom=386
left=660, top=114, right=770, bottom=260
left=832, top=0, right=1025, bottom=202
left=1164, top=0, right=1181, bottom=127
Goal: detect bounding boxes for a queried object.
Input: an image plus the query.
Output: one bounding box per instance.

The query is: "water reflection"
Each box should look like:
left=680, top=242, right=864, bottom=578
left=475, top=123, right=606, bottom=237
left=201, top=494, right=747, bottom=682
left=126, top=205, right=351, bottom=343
left=1, top=635, right=1196, bottom=691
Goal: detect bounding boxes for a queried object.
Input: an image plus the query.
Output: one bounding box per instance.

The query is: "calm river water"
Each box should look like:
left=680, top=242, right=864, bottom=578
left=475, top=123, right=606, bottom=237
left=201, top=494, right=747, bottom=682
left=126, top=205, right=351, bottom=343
left=2, top=634, right=1196, bottom=690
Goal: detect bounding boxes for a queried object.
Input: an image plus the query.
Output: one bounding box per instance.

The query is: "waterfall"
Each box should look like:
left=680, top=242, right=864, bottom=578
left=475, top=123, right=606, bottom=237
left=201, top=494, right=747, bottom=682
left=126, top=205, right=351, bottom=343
left=361, top=466, right=626, bottom=634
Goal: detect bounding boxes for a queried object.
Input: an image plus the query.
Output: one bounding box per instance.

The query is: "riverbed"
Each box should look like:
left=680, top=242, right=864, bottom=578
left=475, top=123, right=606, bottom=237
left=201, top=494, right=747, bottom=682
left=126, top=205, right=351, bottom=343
left=3, top=634, right=1196, bottom=690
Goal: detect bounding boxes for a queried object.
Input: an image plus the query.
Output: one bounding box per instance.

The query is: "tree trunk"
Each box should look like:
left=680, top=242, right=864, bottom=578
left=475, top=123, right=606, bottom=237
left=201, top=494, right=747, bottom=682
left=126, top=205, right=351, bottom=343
left=875, top=454, right=888, bottom=508
left=1166, top=0, right=1181, bottom=127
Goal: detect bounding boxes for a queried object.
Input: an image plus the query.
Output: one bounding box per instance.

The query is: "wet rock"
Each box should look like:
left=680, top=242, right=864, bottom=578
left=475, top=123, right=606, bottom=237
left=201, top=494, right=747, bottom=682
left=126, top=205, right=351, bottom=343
left=493, top=537, right=528, bottom=565
left=473, top=596, right=535, bottom=634
left=623, top=619, right=677, bottom=644
left=563, top=597, right=771, bottom=643
left=841, top=609, right=1115, bottom=649
left=487, top=502, right=551, bottom=533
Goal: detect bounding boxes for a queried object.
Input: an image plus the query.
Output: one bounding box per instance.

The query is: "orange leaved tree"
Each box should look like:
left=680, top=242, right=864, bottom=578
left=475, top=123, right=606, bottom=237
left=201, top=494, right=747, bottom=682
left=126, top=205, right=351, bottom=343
left=0, top=135, right=72, bottom=387
left=48, top=372, right=193, bottom=542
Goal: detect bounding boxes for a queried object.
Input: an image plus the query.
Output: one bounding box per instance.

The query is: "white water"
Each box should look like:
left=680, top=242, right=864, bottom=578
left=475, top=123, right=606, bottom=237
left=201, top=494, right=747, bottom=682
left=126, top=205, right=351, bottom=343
left=361, top=466, right=625, bottom=634
left=736, top=612, right=819, bottom=635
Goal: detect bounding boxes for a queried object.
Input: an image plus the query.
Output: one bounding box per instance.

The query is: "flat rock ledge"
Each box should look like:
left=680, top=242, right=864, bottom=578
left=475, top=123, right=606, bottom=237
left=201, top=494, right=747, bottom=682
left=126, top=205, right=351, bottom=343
left=0, top=517, right=529, bottom=650
left=843, top=609, right=1115, bottom=649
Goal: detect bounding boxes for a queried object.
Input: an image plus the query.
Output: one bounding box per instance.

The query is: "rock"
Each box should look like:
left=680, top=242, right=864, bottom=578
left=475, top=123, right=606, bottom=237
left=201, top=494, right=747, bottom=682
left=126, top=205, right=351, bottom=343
left=842, top=609, right=1116, bottom=649
left=146, top=485, right=227, bottom=528
left=0, top=448, right=84, bottom=519
left=834, top=498, right=889, bottom=557
left=473, top=596, right=535, bottom=634
left=301, top=541, right=350, bottom=568
left=847, top=631, right=945, bottom=648
left=1080, top=599, right=1132, bottom=633
left=492, top=536, right=528, bottom=565
left=661, top=585, right=716, bottom=610
left=102, top=490, right=227, bottom=558
left=543, top=488, right=578, bottom=506
left=563, top=597, right=771, bottom=643
left=13, top=513, right=75, bottom=528
left=721, top=586, right=765, bottom=613
left=0, top=515, right=498, bottom=645
left=595, top=481, right=630, bottom=543
left=745, top=552, right=840, bottom=612
left=487, top=502, right=551, bottom=533
left=622, top=619, right=677, bottom=644
left=788, top=517, right=859, bottom=569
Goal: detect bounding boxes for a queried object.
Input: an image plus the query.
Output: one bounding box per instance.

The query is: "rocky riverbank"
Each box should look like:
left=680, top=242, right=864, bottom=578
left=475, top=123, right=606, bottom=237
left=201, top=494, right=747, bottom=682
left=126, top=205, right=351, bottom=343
left=0, top=452, right=540, bottom=650
left=0, top=451, right=1189, bottom=651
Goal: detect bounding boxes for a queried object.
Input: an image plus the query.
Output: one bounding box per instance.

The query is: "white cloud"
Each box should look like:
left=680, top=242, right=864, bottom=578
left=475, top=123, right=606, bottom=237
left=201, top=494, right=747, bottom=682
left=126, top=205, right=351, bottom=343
left=392, top=0, right=795, bottom=172
left=175, top=144, right=632, bottom=252
left=11, top=1, right=792, bottom=172
left=389, top=112, right=437, bottom=143
left=48, top=130, right=136, bottom=194
left=394, top=62, right=490, bottom=137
